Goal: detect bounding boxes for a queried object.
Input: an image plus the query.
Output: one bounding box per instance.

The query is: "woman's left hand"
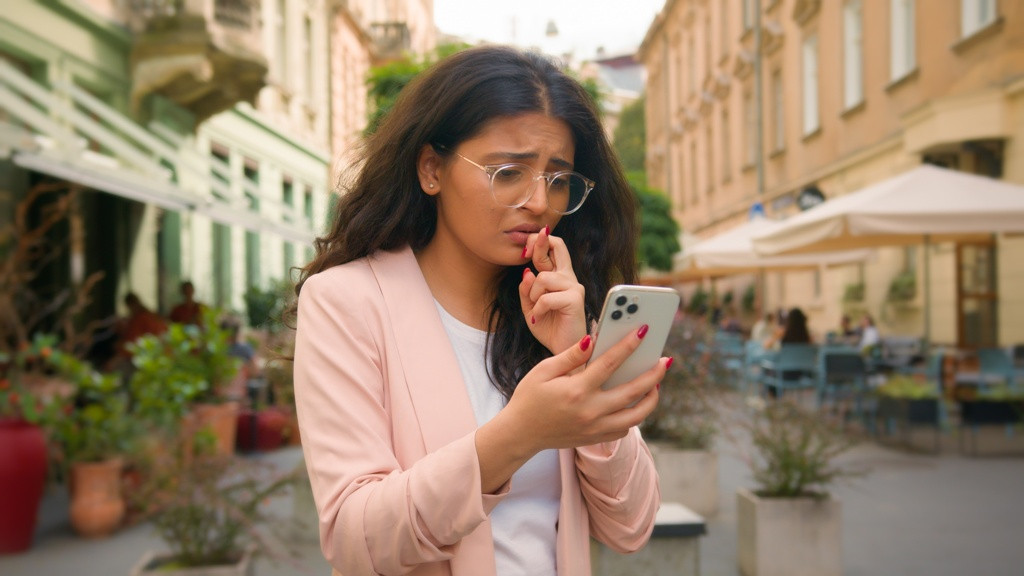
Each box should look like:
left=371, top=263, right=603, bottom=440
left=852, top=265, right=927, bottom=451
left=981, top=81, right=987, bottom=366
left=519, top=227, right=587, bottom=355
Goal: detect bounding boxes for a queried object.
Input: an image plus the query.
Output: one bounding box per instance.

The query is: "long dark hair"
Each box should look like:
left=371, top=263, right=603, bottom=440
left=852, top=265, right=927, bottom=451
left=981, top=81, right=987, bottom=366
left=294, top=45, right=638, bottom=399
left=781, top=307, right=811, bottom=344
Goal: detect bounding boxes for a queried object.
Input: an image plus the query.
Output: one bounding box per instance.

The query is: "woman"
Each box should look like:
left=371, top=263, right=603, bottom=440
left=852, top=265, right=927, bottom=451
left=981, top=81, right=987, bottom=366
left=292, top=46, right=666, bottom=576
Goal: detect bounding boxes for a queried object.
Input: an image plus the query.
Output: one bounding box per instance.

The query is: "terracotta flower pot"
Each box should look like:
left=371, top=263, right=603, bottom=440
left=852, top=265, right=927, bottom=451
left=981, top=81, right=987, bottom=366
left=0, top=419, right=48, bottom=554
left=69, top=458, right=125, bottom=538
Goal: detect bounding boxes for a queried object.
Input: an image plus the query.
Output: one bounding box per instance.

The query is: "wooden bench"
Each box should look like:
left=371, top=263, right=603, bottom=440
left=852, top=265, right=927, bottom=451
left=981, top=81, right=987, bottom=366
left=591, top=502, right=707, bottom=576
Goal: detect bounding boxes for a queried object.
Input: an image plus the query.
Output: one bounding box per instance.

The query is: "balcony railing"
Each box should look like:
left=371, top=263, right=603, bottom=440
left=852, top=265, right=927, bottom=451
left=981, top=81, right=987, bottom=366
left=126, top=0, right=267, bottom=125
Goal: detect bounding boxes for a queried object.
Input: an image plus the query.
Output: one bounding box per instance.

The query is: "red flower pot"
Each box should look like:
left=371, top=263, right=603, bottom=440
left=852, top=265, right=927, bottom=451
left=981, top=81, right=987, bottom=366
left=0, top=419, right=49, bottom=554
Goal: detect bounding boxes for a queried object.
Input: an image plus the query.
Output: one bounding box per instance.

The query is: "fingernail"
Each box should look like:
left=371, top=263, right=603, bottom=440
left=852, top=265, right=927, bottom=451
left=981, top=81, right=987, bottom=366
left=544, top=225, right=550, bottom=236
left=656, top=383, right=661, bottom=391
left=521, top=246, right=528, bottom=258
left=531, top=316, right=536, bottom=325
left=665, top=357, right=674, bottom=370
left=637, top=324, right=649, bottom=339
left=579, top=335, right=591, bottom=351
left=522, top=267, right=530, bottom=279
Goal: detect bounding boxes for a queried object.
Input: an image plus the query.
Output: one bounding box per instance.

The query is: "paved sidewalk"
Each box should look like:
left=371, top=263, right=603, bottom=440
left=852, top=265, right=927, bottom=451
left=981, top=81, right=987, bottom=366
left=2, top=427, right=1024, bottom=575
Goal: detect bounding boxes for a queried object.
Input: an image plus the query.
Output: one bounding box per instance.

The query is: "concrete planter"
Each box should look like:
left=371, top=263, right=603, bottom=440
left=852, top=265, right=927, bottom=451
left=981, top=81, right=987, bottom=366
left=736, top=487, right=842, bottom=576
left=649, top=443, right=719, bottom=517
left=131, top=546, right=254, bottom=576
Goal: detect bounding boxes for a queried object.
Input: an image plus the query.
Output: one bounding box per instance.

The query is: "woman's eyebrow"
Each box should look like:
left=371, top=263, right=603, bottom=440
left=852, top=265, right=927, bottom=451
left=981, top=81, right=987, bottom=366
left=483, top=151, right=574, bottom=170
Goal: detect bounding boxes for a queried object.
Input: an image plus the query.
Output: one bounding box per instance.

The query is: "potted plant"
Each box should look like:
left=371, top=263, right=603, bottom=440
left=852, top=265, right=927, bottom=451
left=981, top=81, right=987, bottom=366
left=129, top=309, right=243, bottom=457
left=873, top=374, right=942, bottom=450
left=0, top=335, right=70, bottom=553
left=642, top=314, right=725, bottom=517
left=0, top=183, right=104, bottom=553
left=45, top=347, right=136, bottom=538
left=734, top=398, right=865, bottom=576
left=128, top=429, right=298, bottom=576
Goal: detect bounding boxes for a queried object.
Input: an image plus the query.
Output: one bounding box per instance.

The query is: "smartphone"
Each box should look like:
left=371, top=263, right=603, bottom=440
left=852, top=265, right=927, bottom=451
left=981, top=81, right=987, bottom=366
left=589, top=285, right=681, bottom=390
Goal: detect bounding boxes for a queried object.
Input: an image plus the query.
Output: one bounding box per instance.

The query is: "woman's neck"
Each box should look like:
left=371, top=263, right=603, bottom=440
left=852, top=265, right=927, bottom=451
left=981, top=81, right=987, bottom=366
left=415, top=244, right=502, bottom=332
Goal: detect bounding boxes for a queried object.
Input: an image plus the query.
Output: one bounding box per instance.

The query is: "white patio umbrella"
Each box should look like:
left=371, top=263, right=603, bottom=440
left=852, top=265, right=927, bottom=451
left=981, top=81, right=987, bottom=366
left=672, top=215, right=873, bottom=281
left=749, top=164, right=1024, bottom=342
left=750, top=164, right=1024, bottom=256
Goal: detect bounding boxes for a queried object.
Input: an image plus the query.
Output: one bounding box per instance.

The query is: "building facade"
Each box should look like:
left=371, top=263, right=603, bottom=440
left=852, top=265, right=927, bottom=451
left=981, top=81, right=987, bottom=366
left=639, top=0, right=1024, bottom=348
left=0, top=0, right=435, bottom=349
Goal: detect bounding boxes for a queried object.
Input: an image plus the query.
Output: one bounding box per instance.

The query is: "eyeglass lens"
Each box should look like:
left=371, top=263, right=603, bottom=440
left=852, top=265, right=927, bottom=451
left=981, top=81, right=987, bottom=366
left=491, top=165, right=589, bottom=214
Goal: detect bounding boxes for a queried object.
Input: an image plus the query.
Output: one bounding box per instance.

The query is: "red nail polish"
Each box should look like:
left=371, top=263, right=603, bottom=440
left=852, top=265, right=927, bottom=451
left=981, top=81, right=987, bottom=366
left=656, top=383, right=661, bottom=391
left=531, top=316, right=536, bottom=325
left=637, top=324, right=649, bottom=339
left=522, top=267, right=530, bottom=279
left=665, top=357, right=674, bottom=370
left=521, top=246, right=528, bottom=258
left=580, top=335, right=591, bottom=351
left=544, top=225, right=550, bottom=236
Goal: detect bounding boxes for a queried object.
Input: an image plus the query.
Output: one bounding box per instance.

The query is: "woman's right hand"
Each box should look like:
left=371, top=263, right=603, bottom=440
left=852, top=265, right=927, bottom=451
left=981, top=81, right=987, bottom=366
left=475, top=326, right=669, bottom=492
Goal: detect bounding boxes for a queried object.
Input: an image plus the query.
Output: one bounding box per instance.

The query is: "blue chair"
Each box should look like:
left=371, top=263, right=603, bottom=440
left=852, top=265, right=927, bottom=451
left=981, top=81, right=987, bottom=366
left=759, top=343, right=818, bottom=399
left=816, top=349, right=869, bottom=423
left=713, top=331, right=746, bottom=388
left=977, top=348, right=1017, bottom=387
left=743, top=340, right=771, bottom=393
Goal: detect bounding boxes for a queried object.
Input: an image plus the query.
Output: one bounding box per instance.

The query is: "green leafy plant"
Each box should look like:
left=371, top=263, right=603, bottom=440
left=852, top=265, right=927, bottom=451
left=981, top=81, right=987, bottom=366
left=242, top=279, right=293, bottom=332
left=47, top=348, right=134, bottom=465
left=632, top=178, right=681, bottom=273
left=741, top=398, right=865, bottom=498
left=887, top=271, right=917, bottom=302
left=128, top=308, right=241, bottom=432
left=687, top=286, right=710, bottom=315
left=875, top=375, right=939, bottom=399
left=131, top=431, right=298, bottom=569
left=741, top=283, right=757, bottom=315
left=0, top=333, right=71, bottom=426
left=843, top=282, right=865, bottom=303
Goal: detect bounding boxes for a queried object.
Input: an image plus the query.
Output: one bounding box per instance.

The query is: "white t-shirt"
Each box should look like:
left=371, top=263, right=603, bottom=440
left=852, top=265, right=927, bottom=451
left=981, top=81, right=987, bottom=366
left=435, top=302, right=560, bottom=576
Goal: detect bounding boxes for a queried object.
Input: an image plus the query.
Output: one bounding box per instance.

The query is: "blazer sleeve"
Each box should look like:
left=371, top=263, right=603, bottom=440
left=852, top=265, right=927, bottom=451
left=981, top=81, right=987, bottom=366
left=294, top=269, right=503, bottom=575
left=574, top=427, right=660, bottom=553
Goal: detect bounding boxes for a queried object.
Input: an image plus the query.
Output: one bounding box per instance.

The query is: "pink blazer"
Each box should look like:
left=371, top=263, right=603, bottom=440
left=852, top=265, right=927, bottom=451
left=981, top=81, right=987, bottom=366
left=294, top=246, right=659, bottom=576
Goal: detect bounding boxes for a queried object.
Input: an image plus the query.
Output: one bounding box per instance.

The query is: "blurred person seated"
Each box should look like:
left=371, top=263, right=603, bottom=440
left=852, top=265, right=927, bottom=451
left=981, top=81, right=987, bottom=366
left=858, top=313, right=880, bottom=355
left=750, top=312, right=774, bottom=345
left=168, top=280, right=206, bottom=326
left=111, top=292, right=167, bottom=368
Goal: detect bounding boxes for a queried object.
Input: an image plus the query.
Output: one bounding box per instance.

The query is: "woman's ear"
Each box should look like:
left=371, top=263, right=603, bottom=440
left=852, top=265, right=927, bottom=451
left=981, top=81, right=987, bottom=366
left=417, top=144, right=442, bottom=196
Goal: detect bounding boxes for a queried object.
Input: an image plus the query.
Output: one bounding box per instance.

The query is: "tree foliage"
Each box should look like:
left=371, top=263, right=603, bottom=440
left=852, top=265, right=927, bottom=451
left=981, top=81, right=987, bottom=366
left=632, top=178, right=680, bottom=272
left=365, top=43, right=470, bottom=136
left=614, top=96, right=645, bottom=172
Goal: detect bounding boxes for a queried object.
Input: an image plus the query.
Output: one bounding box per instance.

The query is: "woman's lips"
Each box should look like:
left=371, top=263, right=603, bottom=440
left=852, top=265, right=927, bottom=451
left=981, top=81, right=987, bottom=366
left=506, top=227, right=541, bottom=245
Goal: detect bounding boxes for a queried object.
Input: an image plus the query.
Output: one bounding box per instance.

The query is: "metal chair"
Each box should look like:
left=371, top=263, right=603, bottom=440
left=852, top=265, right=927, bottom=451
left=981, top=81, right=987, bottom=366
left=759, top=343, right=818, bottom=399
left=977, top=347, right=1016, bottom=387
left=816, top=350, right=868, bottom=422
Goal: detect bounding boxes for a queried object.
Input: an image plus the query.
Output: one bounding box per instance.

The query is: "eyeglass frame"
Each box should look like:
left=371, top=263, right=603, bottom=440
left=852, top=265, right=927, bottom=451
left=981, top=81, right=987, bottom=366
left=440, top=147, right=596, bottom=215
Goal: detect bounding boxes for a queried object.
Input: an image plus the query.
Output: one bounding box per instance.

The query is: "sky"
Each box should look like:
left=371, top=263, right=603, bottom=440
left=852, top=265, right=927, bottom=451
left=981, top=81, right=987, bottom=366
left=432, top=0, right=667, bottom=60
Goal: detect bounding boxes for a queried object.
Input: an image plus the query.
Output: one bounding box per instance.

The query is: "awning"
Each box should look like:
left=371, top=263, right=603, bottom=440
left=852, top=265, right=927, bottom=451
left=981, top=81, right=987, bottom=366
left=12, top=150, right=198, bottom=212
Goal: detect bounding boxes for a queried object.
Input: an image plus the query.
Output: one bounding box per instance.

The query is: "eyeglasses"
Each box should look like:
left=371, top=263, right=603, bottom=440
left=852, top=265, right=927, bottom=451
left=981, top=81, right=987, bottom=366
left=450, top=151, right=595, bottom=215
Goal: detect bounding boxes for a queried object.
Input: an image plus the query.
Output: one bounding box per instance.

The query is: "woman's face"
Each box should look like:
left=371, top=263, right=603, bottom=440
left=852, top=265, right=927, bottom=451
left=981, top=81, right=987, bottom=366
left=424, top=113, right=577, bottom=273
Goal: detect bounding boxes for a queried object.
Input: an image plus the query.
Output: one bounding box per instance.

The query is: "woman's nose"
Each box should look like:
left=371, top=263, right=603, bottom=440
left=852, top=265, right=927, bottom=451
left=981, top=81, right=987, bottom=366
left=520, top=177, right=550, bottom=214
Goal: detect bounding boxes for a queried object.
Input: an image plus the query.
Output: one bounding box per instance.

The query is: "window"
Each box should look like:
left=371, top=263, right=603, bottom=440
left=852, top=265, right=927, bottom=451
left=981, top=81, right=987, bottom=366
left=705, top=124, right=714, bottom=193
left=890, top=0, right=916, bottom=81
left=742, top=0, right=756, bottom=31
left=743, top=91, right=756, bottom=166
left=244, top=161, right=260, bottom=289
left=275, top=0, right=287, bottom=82
left=721, top=108, right=732, bottom=180
left=720, top=2, right=729, bottom=57
left=304, top=16, right=314, bottom=100
left=690, top=140, right=699, bottom=204
left=802, top=35, right=820, bottom=135
left=962, top=0, right=997, bottom=37
left=772, top=70, right=785, bottom=151
left=688, top=36, right=697, bottom=95
left=843, top=0, right=864, bottom=109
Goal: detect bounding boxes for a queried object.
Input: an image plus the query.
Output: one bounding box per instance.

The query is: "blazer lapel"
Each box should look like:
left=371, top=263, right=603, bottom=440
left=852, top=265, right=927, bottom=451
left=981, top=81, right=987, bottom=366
left=368, top=247, right=479, bottom=453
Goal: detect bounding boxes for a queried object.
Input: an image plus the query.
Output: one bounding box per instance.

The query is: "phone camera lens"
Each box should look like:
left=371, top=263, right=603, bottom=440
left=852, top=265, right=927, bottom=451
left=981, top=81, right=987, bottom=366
left=615, top=296, right=627, bottom=306
left=627, top=304, right=639, bottom=314
left=611, top=310, right=623, bottom=320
